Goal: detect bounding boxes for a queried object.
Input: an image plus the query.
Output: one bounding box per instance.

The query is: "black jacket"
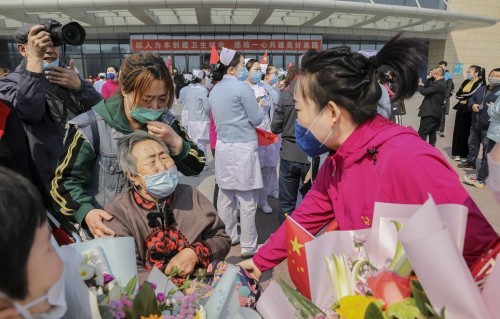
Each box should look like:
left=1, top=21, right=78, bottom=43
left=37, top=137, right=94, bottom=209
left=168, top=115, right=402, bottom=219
left=0, top=59, right=102, bottom=185
left=418, top=78, right=447, bottom=119
left=468, top=85, right=500, bottom=131
left=270, top=80, right=309, bottom=164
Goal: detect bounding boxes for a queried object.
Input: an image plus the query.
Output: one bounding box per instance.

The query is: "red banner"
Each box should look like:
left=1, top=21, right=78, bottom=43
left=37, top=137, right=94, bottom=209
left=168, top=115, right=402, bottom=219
left=131, top=39, right=322, bottom=52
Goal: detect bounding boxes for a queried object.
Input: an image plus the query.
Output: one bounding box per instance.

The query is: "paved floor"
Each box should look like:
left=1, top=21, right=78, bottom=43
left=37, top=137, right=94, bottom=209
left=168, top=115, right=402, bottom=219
left=176, top=93, right=500, bottom=288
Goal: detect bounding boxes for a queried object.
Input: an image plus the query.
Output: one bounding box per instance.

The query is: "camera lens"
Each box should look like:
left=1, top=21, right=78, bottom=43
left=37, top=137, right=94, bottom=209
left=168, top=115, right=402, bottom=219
left=61, top=22, right=85, bottom=46
left=62, top=24, right=81, bottom=44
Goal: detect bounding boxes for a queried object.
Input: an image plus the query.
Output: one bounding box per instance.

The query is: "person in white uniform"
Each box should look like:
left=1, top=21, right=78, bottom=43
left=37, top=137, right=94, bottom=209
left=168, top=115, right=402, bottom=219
left=186, top=69, right=210, bottom=153
left=209, top=48, right=264, bottom=258
left=244, top=59, right=280, bottom=214
left=179, top=74, right=193, bottom=128
left=261, top=64, right=281, bottom=199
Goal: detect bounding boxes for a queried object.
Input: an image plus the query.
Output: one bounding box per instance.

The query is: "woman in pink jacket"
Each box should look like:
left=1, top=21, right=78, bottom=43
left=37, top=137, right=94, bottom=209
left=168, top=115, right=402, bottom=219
left=239, top=34, right=498, bottom=280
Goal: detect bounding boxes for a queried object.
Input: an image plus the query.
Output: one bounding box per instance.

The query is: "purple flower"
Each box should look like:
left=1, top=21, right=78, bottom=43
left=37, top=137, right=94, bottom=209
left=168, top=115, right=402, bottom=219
left=157, top=292, right=166, bottom=303
left=103, top=273, right=115, bottom=285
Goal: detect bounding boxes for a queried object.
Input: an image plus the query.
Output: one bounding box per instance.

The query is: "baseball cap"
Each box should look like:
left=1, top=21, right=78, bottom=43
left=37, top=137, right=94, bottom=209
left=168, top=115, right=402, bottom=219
left=14, top=23, right=38, bottom=44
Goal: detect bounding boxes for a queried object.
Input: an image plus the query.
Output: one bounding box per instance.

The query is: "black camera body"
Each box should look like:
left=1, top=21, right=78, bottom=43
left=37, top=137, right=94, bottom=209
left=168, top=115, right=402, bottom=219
left=42, top=19, right=86, bottom=47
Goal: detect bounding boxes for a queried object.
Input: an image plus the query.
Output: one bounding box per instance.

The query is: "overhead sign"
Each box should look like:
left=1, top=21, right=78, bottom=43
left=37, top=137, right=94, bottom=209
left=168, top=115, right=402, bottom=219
left=130, top=39, right=322, bottom=52
left=453, top=63, right=463, bottom=75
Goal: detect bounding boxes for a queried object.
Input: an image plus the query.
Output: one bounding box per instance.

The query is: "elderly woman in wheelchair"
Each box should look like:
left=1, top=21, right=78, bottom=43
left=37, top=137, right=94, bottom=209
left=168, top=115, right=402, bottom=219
left=102, top=131, right=231, bottom=283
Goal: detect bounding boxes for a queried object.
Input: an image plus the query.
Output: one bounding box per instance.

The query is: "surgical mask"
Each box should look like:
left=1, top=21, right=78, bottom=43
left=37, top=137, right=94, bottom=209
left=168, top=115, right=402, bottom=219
left=238, top=68, right=249, bottom=81
left=128, top=95, right=165, bottom=124
left=294, top=108, right=332, bottom=157
left=270, top=74, right=279, bottom=85
left=489, top=78, right=500, bottom=87
left=466, top=73, right=473, bottom=80
left=140, top=167, right=178, bottom=199
left=250, top=71, right=262, bottom=84
left=107, top=72, right=116, bottom=80
left=42, top=59, right=59, bottom=70
left=0, top=274, right=67, bottom=319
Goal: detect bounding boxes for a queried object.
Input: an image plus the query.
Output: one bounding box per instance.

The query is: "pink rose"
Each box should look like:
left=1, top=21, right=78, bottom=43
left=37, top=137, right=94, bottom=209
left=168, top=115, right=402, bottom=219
left=367, top=271, right=411, bottom=307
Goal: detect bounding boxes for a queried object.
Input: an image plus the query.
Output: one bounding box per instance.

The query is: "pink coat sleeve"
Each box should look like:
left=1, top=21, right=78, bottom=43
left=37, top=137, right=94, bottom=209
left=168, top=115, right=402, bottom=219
left=253, top=160, right=336, bottom=271
left=378, top=144, right=497, bottom=267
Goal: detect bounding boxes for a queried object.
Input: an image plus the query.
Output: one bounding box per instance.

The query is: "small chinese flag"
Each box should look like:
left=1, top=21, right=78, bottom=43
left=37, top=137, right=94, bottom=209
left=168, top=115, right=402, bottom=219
left=285, top=215, right=314, bottom=300
left=287, top=62, right=293, bottom=70
left=209, top=43, right=220, bottom=64
left=260, top=50, right=268, bottom=64
left=166, top=56, right=172, bottom=71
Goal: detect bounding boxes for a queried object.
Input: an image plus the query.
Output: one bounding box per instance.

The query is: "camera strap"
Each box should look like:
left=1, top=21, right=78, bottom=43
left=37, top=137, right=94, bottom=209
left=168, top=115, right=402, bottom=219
left=44, top=79, right=84, bottom=120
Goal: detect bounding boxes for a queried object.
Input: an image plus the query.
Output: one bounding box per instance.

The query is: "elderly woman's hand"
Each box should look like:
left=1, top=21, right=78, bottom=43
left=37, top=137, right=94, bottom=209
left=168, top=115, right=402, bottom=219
left=84, top=209, right=116, bottom=238
left=146, top=121, right=183, bottom=155
left=237, top=259, right=262, bottom=281
left=164, top=248, right=199, bottom=277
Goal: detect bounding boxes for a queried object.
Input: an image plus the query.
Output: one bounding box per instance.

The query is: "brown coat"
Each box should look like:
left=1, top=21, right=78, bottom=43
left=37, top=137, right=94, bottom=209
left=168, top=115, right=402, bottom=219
left=103, top=184, right=230, bottom=282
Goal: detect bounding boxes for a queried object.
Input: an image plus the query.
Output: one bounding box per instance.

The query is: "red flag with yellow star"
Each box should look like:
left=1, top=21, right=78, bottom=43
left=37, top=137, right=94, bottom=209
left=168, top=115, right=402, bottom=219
left=285, top=215, right=314, bottom=299
left=260, top=50, right=268, bottom=64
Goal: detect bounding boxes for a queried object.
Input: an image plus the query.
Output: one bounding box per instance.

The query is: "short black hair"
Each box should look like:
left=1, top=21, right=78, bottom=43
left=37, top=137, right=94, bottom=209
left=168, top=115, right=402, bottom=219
left=438, top=61, right=447, bottom=66
left=0, top=166, right=47, bottom=299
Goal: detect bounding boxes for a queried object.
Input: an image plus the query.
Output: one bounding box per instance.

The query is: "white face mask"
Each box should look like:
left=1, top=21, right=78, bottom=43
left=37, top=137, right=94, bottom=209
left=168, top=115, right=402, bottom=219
left=0, top=273, right=67, bottom=319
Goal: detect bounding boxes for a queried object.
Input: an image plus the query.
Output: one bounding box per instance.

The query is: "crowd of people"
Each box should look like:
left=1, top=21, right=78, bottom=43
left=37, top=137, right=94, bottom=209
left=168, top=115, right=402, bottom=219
left=0, top=21, right=499, bottom=319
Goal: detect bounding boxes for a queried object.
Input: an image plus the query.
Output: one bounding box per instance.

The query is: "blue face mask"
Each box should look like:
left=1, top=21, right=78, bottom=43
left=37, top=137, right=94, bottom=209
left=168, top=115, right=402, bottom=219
left=42, top=59, right=59, bottom=70
left=238, top=68, right=249, bottom=81
left=294, top=108, right=332, bottom=157
left=140, top=167, right=178, bottom=199
left=128, top=95, right=165, bottom=124
left=250, top=71, right=262, bottom=84
left=270, top=74, right=279, bottom=85
left=107, top=72, right=116, bottom=80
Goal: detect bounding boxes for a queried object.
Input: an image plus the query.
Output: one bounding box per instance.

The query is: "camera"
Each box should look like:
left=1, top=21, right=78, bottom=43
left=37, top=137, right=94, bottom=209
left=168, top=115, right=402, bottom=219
left=42, top=19, right=86, bottom=47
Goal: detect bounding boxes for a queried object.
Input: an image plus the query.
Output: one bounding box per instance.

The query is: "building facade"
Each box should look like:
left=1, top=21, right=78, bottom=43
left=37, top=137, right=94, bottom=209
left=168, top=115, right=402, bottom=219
left=0, top=0, right=497, bottom=78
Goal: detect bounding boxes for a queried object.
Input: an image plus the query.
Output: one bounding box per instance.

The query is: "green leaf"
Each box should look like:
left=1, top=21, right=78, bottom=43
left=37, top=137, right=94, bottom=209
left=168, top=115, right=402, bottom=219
left=411, top=280, right=431, bottom=316
left=124, top=276, right=138, bottom=298
left=132, top=281, right=161, bottom=318
left=386, top=300, right=423, bottom=319
left=278, top=278, right=325, bottom=318
left=364, top=302, right=385, bottom=319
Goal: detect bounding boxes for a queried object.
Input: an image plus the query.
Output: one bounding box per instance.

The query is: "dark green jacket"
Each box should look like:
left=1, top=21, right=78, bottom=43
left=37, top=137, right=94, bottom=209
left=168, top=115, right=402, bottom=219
left=50, top=95, right=205, bottom=224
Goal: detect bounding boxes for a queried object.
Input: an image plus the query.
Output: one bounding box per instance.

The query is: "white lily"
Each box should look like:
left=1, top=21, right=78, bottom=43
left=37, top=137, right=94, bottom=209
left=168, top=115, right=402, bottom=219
left=326, top=253, right=355, bottom=302
left=78, top=264, right=96, bottom=281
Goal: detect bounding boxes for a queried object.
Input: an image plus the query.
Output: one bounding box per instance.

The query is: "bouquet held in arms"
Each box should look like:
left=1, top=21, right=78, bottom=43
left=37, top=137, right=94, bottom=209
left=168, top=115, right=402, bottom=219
left=257, top=196, right=500, bottom=319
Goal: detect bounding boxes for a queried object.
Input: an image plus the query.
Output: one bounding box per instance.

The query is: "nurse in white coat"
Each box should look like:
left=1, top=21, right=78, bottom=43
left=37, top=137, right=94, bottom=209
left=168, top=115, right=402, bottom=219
left=179, top=74, right=193, bottom=128
left=244, top=60, right=280, bottom=214
left=209, top=48, right=264, bottom=258
left=186, top=69, right=210, bottom=153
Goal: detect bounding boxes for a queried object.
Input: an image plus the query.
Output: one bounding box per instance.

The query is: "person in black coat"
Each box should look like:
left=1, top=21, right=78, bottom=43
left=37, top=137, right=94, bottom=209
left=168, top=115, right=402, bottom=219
left=417, top=67, right=447, bottom=146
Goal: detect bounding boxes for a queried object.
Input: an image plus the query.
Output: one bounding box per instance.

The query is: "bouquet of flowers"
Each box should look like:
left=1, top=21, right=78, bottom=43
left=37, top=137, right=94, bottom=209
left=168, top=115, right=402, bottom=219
left=66, top=237, right=261, bottom=319
left=256, top=196, right=500, bottom=319
left=277, top=222, right=444, bottom=319
left=79, top=262, right=212, bottom=319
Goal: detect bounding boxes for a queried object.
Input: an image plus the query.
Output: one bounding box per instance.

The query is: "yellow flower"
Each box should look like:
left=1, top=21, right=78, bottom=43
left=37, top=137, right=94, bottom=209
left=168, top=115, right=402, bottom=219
left=195, top=305, right=207, bottom=319
left=140, top=315, right=159, bottom=319
left=335, top=295, right=374, bottom=319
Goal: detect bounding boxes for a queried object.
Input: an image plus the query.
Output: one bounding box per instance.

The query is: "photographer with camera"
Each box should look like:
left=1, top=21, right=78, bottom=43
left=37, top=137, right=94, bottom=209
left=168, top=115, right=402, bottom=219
left=0, top=20, right=102, bottom=190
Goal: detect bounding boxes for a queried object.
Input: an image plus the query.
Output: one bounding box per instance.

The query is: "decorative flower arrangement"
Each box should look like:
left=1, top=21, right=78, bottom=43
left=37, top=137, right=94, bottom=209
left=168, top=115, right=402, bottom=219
left=279, top=222, right=445, bottom=319
left=78, top=257, right=213, bottom=319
